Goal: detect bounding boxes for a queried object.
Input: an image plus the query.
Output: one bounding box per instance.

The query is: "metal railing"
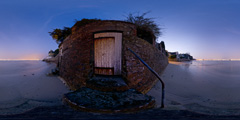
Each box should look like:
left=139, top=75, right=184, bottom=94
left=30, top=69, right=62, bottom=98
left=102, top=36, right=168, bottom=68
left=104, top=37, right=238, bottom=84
left=128, top=48, right=165, bottom=108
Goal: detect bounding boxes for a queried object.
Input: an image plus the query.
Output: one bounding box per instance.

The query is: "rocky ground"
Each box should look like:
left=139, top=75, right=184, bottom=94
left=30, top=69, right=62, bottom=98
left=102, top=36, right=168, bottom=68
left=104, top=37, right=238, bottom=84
left=63, top=87, right=155, bottom=113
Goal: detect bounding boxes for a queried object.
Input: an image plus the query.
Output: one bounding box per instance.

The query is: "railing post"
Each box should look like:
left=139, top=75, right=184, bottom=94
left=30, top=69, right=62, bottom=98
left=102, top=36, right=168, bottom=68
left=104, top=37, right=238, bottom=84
left=128, top=48, right=165, bottom=108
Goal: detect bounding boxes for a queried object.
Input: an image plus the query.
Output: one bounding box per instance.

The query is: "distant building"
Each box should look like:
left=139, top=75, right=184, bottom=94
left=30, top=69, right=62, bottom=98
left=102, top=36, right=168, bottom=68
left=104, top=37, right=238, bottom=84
left=178, top=53, right=193, bottom=61
left=42, top=50, right=58, bottom=62
left=168, top=52, right=179, bottom=61
left=48, top=50, right=54, bottom=57
left=156, top=41, right=166, bottom=54
left=168, top=51, right=194, bottom=62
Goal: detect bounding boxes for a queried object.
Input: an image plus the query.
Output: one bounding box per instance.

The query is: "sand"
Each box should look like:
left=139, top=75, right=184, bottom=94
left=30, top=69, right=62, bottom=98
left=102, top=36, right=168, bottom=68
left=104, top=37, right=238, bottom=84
left=148, top=61, right=240, bottom=115
left=0, top=61, right=70, bottom=115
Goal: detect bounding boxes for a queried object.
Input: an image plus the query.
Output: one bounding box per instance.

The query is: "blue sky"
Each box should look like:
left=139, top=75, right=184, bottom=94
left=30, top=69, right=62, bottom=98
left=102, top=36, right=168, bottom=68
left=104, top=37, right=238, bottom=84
left=0, top=0, right=240, bottom=60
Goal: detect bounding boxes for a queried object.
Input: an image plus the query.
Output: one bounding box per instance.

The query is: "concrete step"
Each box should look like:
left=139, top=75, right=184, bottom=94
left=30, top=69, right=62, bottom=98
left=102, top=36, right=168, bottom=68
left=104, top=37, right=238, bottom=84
left=86, top=75, right=129, bottom=92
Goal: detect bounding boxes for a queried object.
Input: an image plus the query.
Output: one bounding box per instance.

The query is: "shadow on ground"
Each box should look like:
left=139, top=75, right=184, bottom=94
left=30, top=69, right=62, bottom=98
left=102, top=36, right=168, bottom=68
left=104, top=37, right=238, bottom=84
left=1, top=105, right=240, bottom=120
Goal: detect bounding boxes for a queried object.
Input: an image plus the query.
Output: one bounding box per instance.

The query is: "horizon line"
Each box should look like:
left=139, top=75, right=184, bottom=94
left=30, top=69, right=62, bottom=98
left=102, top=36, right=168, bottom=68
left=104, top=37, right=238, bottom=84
left=196, top=59, right=240, bottom=61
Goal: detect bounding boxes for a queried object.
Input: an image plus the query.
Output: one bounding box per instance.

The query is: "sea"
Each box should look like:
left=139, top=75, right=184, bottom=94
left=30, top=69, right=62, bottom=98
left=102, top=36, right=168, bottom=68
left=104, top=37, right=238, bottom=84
left=1, top=60, right=239, bottom=80
left=167, top=60, right=240, bottom=101
left=0, top=60, right=69, bottom=115
left=188, top=60, right=240, bottom=78
left=1, top=60, right=240, bottom=115
left=0, top=60, right=49, bottom=76
left=148, top=60, right=240, bottom=115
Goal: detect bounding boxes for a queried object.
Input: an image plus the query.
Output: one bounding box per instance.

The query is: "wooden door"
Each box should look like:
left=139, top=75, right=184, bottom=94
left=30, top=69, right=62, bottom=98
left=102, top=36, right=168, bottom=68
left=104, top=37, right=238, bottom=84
left=94, top=37, right=115, bottom=75
left=94, top=32, right=122, bottom=75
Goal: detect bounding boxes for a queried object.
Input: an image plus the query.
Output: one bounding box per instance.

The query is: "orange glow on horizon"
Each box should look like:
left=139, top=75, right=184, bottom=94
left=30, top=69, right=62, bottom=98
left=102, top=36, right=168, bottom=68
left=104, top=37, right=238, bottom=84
left=0, top=54, right=44, bottom=61
left=21, top=54, right=44, bottom=60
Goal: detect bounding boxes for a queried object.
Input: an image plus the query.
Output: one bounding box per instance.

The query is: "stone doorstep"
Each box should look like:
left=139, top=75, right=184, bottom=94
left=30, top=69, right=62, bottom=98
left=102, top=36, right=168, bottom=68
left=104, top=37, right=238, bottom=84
left=86, top=75, right=129, bottom=92
left=63, top=87, right=156, bottom=113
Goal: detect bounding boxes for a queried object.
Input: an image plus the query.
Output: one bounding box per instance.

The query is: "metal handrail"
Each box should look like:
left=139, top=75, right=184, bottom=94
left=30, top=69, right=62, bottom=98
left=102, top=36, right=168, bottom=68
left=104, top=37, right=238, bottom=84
left=128, top=48, right=165, bottom=108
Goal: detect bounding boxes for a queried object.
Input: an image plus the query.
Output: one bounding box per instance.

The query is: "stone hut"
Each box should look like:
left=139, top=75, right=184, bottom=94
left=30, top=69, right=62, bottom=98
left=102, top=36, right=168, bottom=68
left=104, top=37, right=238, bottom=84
left=58, top=20, right=168, bottom=94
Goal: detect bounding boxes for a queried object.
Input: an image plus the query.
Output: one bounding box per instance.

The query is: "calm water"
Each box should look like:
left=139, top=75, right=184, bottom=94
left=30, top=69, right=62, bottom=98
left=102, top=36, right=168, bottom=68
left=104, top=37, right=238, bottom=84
left=0, top=60, right=69, bottom=115
left=171, top=60, right=240, bottom=96
left=191, top=60, right=240, bottom=74
left=0, top=60, right=49, bottom=76
left=182, top=60, right=240, bottom=81
left=150, top=60, right=240, bottom=115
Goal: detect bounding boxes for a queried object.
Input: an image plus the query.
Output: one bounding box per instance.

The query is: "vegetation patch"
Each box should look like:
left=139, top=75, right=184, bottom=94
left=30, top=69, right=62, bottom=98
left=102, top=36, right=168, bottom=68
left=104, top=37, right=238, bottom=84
left=125, top=12, right=161, bottom=44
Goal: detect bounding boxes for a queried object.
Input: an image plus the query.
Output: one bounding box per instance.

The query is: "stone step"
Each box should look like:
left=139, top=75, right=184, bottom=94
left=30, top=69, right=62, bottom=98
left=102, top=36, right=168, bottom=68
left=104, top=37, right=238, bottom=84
left=86, top=75, right=129, bottom=92
left=63, top=87, right=155, bottom=113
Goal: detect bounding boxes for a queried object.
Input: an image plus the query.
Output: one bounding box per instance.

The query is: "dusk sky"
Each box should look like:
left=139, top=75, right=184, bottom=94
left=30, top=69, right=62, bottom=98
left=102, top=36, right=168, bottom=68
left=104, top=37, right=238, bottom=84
left=0, top=0, right=240, bottom=60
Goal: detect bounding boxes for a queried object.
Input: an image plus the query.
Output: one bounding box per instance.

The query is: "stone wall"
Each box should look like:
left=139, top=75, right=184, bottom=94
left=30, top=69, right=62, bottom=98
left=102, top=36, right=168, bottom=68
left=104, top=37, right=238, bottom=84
left=122, top=36, right=168, bottom=94
left=59, top=20, right=168, bottom=93
left=59, top=21, right=136, bottom=90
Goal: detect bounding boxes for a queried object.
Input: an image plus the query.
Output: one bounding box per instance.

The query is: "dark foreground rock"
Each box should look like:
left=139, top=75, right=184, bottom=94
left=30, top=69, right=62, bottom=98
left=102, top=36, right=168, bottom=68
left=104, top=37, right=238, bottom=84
left=63, top=87, right=155, bottom=113
left=1, top=105, right=240, bottom=120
